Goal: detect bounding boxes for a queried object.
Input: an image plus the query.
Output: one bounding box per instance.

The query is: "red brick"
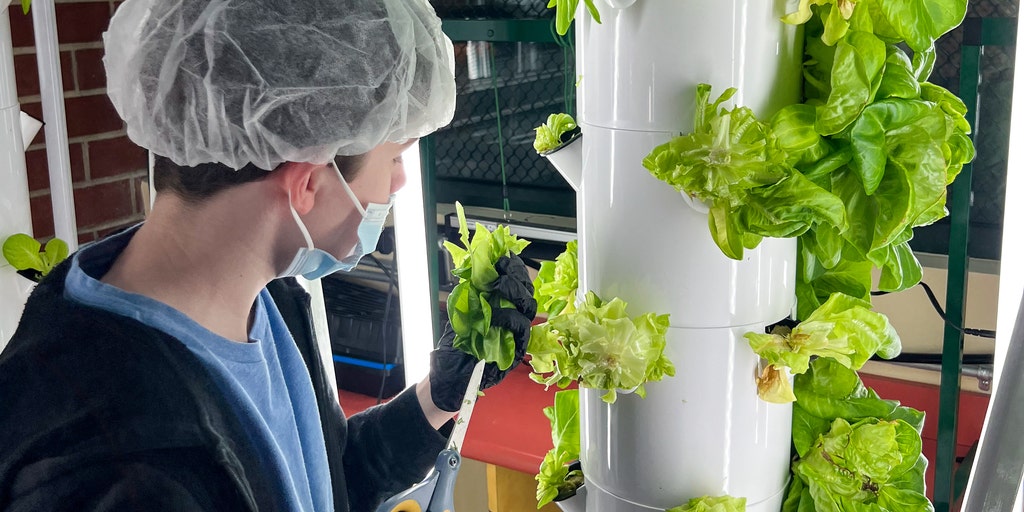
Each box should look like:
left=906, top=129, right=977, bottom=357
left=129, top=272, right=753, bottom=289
left=88, top=136, right=147, bottom=179
left=78, top=231, right=97, bottom=245
left=64, top=93, right=122, bottom=138
left=13, top=54, right=39, bottom=97
left=30, top=194, right=55, bottom=240
left=73, top=179, right=134, bottom=228
left=75, top=48, right=106, bottom=91
left=22, top=144, right=87, bottom=190
left=9, top=8, right=34, bottom=48
left=69, top=142, right=87, bottom=182
left=14, top=51, right=77, bottom=96
left=55, top=2, right=111, bottom=45
left=20, top=101, right=42, bottom=120
left=24, top=149, right=49, bottom=191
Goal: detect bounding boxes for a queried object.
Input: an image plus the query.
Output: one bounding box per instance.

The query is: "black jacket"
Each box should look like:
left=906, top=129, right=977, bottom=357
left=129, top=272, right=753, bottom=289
left=0, top=260, right=446, bottom=511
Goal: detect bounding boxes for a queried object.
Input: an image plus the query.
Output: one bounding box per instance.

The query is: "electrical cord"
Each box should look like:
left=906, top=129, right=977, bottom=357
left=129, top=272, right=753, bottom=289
left=871, top=281, right=997, bottom=339
left=549, top=17, right=575, bottom=117
left=375, top=274, right=395, bottom=405
left=363, top=252, right=400, bottom=404
left=365, top=254, right=398, bottom=288
left=488, top=45, right=511, bottom=217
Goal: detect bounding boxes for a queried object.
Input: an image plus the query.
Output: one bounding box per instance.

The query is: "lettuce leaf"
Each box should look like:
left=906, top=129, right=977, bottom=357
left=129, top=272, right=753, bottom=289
left=876, top=0, right=967, bottom=53
left=533, top=240, right=579, bottom=317
left=443, top=202, right=531, bottom=370
left=815, top=30, right=888, bottom=136
left=534, top=113, right=579, bottom=154
left=782, top=1, right=856, bottom=46
left=791, top=358, right=925, bottom=457
left=546, top=0, right=602, bottom=36
left=528, top=291, right=674, bottom=403
left=536, top=389, right=584, bottom=507
left=746, top=292, right=900, bottom=402
left=667, top=495, right=747, bottom=512
left=644, top=84, right=846, bottom=260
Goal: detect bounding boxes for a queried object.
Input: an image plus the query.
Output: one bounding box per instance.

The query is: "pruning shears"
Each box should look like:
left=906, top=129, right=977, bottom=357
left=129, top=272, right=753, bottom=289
left=375, top=360, right=487, bottom=512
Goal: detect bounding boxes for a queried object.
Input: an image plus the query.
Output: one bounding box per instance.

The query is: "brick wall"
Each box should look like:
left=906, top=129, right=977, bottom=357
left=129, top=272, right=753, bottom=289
left=9, top=1, right=147, bottom=245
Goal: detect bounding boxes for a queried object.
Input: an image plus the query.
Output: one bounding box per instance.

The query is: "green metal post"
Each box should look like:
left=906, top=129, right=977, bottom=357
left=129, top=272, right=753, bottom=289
left=933, top=41, right=981, bottom=511
left=420, top=135, right=441, bottom=343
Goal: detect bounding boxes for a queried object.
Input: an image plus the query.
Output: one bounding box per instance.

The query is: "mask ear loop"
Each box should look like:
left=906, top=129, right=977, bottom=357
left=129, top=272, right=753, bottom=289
left=287, top=189, right=315, bottom=251
left=332, top=161, right=368, bottom=217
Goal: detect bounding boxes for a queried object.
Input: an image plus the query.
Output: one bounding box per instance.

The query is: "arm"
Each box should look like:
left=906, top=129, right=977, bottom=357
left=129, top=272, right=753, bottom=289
left=343, top=385, right=450, bottom=511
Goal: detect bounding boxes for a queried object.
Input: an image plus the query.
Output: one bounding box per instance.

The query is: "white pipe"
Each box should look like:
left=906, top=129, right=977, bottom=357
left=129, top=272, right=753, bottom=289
left=31, top=0, right=77, bottom=250
left=574, top=1, right=801, bottom=510
left=0, top=5, right=35, bottom=350
left=541, top=134, right=582, bottom=192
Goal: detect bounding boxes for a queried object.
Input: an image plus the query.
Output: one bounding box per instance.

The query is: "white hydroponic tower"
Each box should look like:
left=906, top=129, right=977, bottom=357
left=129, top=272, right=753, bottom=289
left=0, top=1, right=38, bottom=351
left=551, top=1, right=804, bottom=510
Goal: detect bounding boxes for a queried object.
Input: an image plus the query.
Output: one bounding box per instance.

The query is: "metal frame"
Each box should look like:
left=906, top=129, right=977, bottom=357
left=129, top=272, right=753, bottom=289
left=934, top=17, right=1017, bottom=511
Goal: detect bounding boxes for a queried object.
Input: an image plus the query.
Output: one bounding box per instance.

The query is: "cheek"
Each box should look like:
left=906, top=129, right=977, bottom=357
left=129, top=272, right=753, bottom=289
left=390, top=165, right=407, bottom=194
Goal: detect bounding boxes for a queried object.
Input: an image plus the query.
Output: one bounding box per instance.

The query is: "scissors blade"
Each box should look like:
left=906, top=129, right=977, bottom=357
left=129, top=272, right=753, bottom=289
left=446, top=359, right=486, bottom=452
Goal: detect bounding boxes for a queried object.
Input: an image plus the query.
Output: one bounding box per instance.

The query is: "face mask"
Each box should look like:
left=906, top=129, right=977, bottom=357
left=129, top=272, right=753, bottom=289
left=278, top=162, right=395, bottom=280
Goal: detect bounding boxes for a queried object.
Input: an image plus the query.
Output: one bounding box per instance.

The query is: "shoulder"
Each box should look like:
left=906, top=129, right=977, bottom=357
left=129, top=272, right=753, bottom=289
left=0, top=262, right=241, bottom=493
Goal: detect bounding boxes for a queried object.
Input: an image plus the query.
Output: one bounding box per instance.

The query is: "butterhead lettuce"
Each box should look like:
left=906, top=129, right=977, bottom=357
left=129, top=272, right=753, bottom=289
left=533, top=240, right=579, bottom=317
left=784, top=358, right=930, bottom=511
left=536, top=389, right=584, bottom=508
left=668, top=495, right=747, bottom=512
left=528, top=291, right=674, bottom=404
left=746, top=292, right=901, bottom=402
left=443, top=202, right=531, bottom=370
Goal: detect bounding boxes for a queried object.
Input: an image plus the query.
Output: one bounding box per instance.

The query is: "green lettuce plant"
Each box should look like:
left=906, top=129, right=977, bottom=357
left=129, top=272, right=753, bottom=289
left=534, top=113, right=579, bottom=154
left=784, top=358, right=929, bottom=511
left=667, top=495, right=747, bottom=512
left=546, top=0, right=601, bottom=36
left=745, top=292, right=901, bottom=403
left=443, top=202, right=531, bottom=370
left=643, top=84, right=847, bottom=260
left=533, top=239, right=578, bottom=316
left=644, top=0, right=973, bottom=319
left=528, top=291, right=674, bottom=404
left=536, top=389, right=583, bottom=508
left=3, top=233, right=69, bottom=283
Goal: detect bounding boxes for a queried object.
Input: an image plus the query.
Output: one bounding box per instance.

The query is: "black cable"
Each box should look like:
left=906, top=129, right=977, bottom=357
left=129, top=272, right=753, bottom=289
left=871, top=281, right=997, bottom=339
left=375, top=274, right=395, bottom=405
left=366, top=254, right=398, bottom=288
left=875, top=352, right=995, bottom=365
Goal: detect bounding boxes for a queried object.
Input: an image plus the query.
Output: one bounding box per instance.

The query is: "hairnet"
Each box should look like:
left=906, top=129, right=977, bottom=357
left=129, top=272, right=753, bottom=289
left=104, top=0, right=456, bottom=170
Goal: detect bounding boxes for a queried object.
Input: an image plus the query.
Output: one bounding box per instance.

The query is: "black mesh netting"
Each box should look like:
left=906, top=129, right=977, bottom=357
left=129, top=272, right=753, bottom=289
left=430, top=35, right=576, bottom=213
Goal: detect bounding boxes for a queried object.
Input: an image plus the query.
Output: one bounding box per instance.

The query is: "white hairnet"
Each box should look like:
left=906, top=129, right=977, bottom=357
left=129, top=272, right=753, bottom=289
left=104, top=0, right=456, bottom=170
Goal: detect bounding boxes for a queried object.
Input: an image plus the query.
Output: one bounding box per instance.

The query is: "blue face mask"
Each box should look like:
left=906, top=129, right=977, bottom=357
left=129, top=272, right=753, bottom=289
left=278, top=162, right=395, bottom=280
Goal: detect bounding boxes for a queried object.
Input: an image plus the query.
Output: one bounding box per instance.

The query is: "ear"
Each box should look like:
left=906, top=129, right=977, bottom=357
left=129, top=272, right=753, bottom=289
left=273, top=162, right=326, bottom=215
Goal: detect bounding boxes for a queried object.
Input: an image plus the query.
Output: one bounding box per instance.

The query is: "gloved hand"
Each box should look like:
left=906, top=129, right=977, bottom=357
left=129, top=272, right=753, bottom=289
left=429, top=254, right=538, bottom=412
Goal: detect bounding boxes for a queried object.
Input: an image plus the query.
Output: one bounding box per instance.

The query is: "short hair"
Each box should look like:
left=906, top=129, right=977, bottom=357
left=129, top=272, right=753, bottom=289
left=152, top=154, right=366, bottom=204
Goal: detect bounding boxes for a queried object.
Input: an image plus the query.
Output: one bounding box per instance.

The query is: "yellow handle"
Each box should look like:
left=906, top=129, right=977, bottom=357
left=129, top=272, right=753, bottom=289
left=389, top=499, right=423, bottom=512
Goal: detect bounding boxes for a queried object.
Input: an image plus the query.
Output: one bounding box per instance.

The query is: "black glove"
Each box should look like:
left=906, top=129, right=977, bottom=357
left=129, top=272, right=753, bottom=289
left=429, top=254, right=538, bottom=412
